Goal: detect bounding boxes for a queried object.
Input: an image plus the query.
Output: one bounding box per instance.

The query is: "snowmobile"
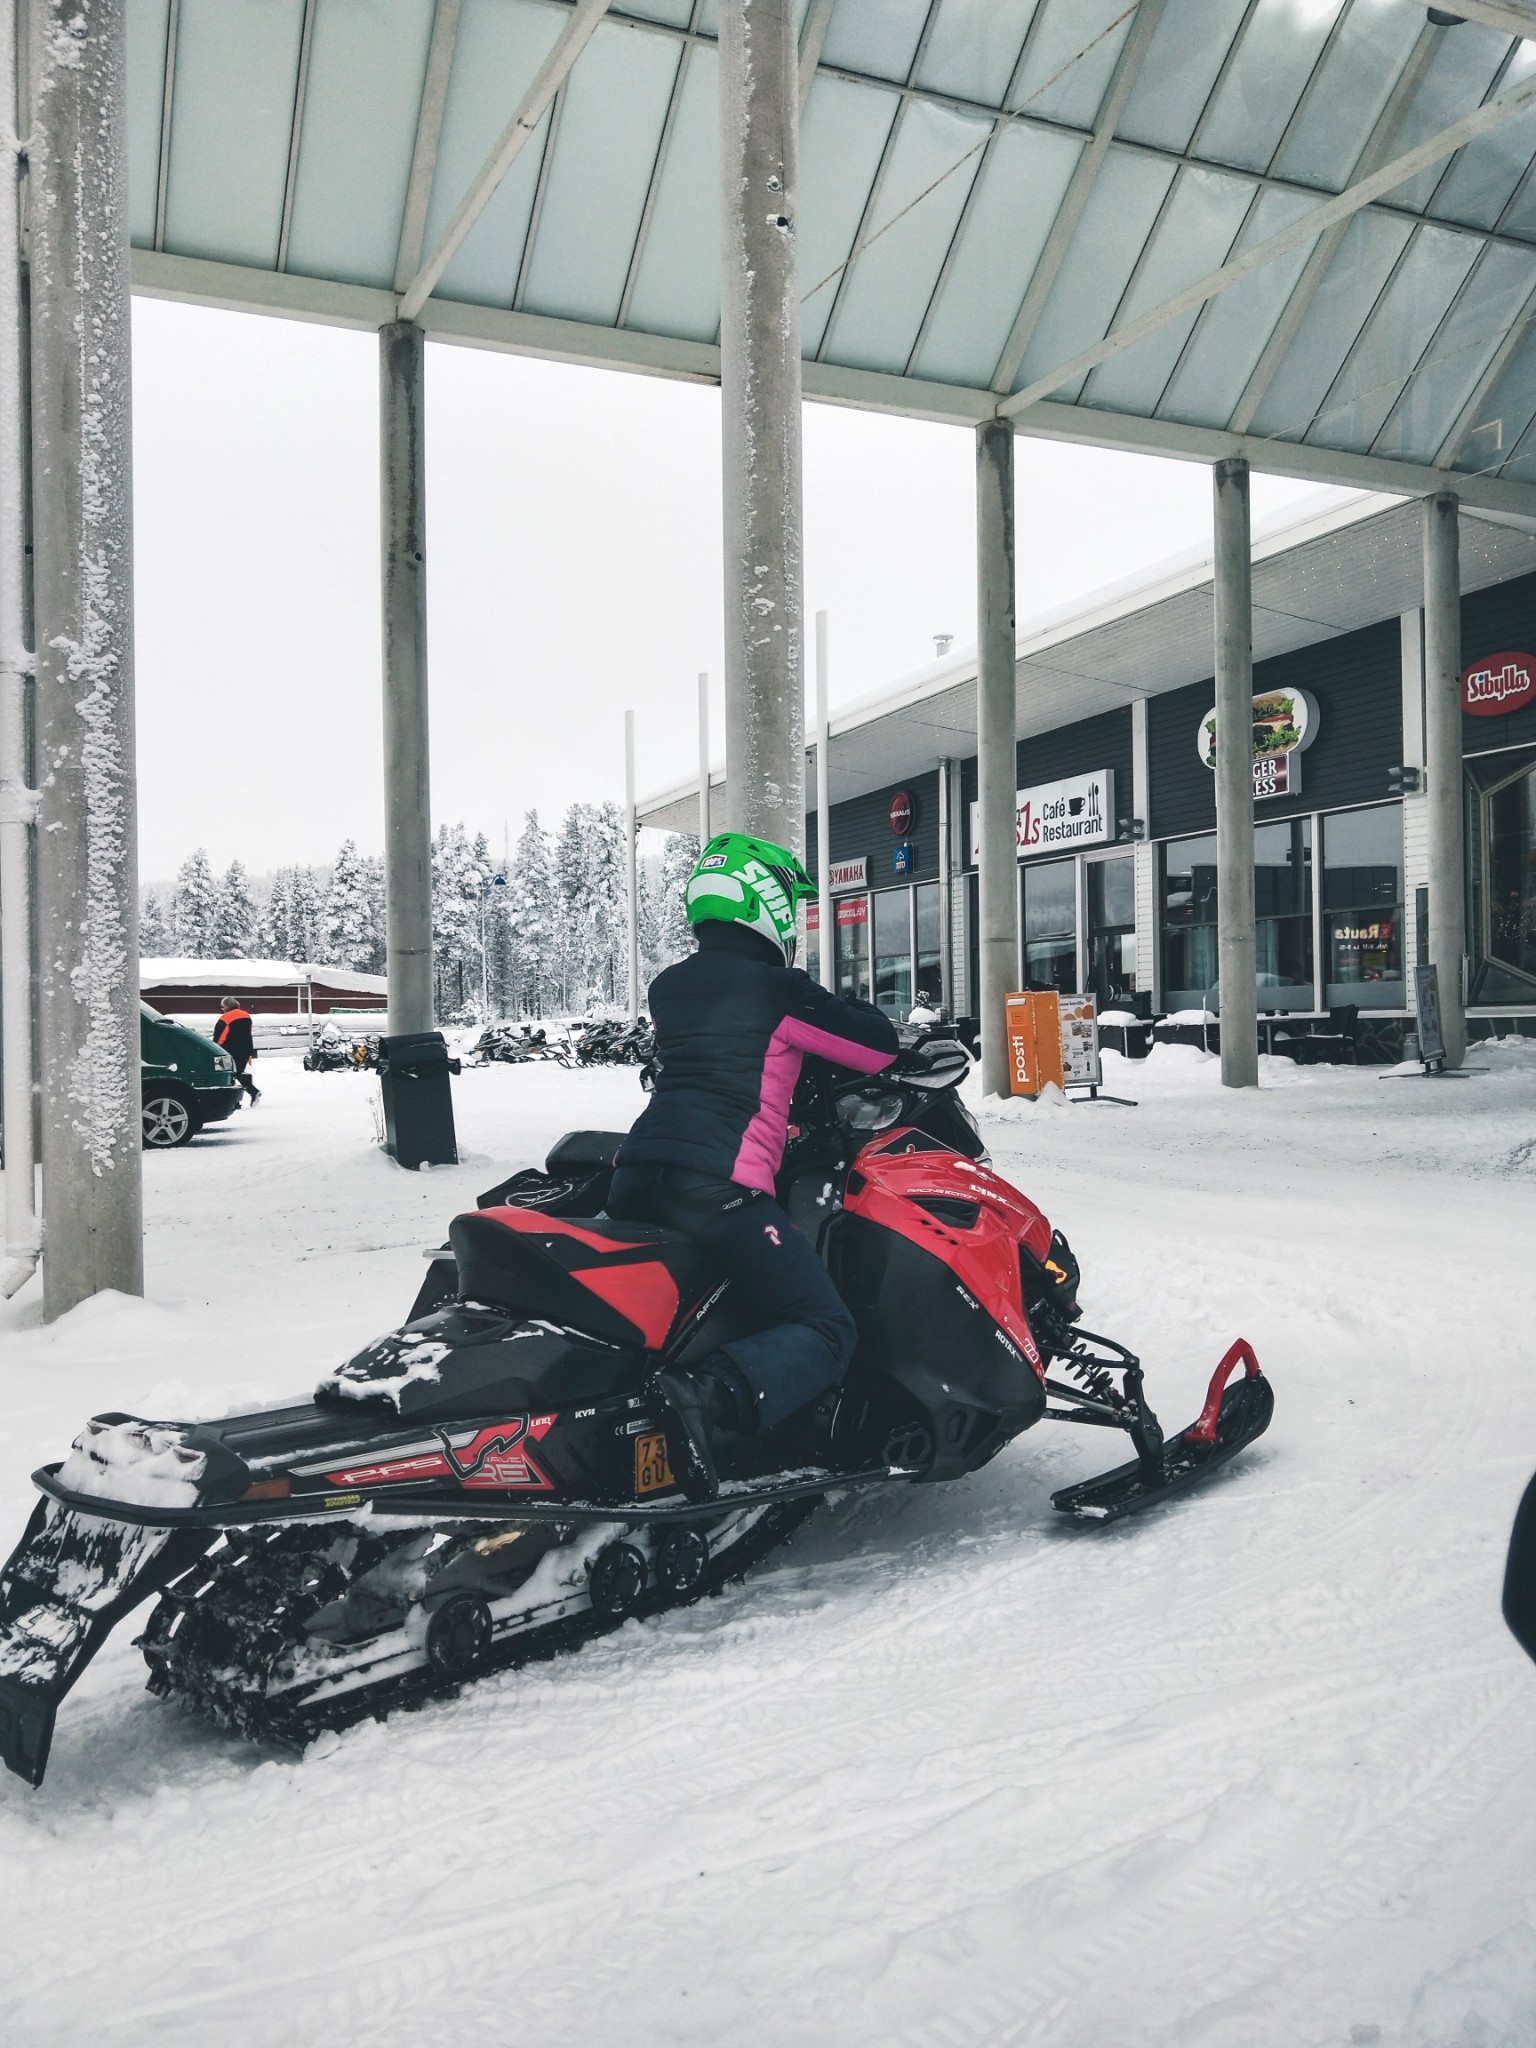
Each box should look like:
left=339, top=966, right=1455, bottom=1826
left=0, top=1034, right=1272, bottom=1788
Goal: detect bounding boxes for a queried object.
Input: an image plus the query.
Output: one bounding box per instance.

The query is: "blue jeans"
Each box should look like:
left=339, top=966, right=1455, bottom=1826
left=606, top=1165, right=857, bottom=1433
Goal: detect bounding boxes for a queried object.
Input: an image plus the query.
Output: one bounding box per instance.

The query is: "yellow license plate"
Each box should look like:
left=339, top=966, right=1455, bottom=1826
left=635, top=1431, right=674, bottom=1496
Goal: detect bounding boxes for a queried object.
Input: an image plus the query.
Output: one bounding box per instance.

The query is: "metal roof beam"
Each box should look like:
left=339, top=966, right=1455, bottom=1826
left=989, top=0, right=1167, bottom=396
left=798, top=0, right=836, bottom=117
left=997, top=61, right=1536, bottom=422
left=276, top=0, right=317, bottom=274
left=394, top=0, right=462, bottom=293
left=1228, top=23, right=1441, bottom=436
left=398, top=0, right=610, bottom=322
left=1442, top=3, right=1536, bottom=39
left=152, top=0, right=179, bottom=253
left=125, top=247, right=1536, bottom=518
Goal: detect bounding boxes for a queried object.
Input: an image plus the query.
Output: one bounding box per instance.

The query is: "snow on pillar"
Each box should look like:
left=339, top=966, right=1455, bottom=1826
left=975, top=417, right=1016, bottom=1099
left=1423, top=491, right=1466, bottom=1068
left=379, top=321, right=434, bottom=1037
left=1213, top=457, right=1258, bottom=1089
left=29, top=0, right=143, bottom=1317
left=719, top=0, right=804, bottom=854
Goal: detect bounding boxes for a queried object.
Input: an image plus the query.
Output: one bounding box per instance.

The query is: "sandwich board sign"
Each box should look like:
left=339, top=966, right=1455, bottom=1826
left=1058, top=994, right=1102, bottom=1090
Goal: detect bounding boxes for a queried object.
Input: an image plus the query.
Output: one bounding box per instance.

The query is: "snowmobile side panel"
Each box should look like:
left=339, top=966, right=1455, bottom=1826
left=0, top=1499, right=213, bottom=1784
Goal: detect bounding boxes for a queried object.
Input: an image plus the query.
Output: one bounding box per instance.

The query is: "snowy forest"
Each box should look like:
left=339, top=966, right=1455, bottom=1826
left=143, top=808, right=698, bottom=1022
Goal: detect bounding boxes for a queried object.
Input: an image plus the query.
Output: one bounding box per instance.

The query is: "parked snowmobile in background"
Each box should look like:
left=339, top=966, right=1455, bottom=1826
left=466, top=1023, right=556, bottom=1067
left=0, top=1035, right=1273, bottom=1788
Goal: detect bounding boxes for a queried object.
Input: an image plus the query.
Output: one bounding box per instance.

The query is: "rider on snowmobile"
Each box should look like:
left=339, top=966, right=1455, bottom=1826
left=608, top=831, right=899, bottom=1500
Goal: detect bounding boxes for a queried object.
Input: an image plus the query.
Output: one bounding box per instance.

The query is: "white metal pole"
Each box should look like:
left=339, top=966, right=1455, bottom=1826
left=937, top=756, right=953, bottom=1017
left=815, top=609, right=833, bottom=989
left=30, top=0, right=144, bottom=1316
left=1213, top=457, right=1259, bottom=1088
left=624, top=709, right=640, bottom=1022
left=697, top=670, right=710, bottom=845
left=0, top=2, right=39, bottom=1297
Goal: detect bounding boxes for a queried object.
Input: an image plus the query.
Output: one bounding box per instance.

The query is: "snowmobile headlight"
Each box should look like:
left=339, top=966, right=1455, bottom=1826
left=835, top=1086, right=905, bottom=1133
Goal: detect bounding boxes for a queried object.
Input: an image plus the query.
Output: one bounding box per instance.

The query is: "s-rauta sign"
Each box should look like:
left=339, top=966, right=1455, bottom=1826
left=1462, top=651, right=1536, bottom=716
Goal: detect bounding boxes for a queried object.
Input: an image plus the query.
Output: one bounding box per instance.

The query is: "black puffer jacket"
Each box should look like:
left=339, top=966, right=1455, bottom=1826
left=615, top=923, right=898, bottom=1194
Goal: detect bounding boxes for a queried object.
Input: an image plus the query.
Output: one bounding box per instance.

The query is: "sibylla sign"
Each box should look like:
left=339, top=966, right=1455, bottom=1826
left=1462, top=651, right=1536, bottom=716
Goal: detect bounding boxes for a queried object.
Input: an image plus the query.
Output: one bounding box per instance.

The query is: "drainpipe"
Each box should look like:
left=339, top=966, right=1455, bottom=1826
left=0, top=5, right=39, bottom=1297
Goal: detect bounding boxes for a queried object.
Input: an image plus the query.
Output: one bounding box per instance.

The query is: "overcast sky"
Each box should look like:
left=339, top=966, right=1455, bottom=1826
left=130, top=296, right=1356, bottom=883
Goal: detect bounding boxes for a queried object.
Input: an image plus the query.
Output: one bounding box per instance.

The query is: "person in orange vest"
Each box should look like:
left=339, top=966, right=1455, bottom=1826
left=214, top=996, right=260, bottom=1105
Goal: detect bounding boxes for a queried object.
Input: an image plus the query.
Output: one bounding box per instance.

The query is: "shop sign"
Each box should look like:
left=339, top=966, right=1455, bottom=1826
left=893, top=843, right=914, bottom=876
left=889, top=789, right=915, bottom=835
left=1058, top=995, right=1102, bottom=1090
left=806, top=896, right=867, bottom=932
left=1197, top=687, right=1318, bottom=800
left=968, top=768, right=1114, bottom=862
left=1461, top=651, right=1536, bottom=716
left=829, top=857, right=867, bottom=892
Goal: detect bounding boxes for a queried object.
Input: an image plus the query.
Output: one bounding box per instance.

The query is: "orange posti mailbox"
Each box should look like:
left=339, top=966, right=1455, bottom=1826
left=1004, top=991, right=1065, bottom=1097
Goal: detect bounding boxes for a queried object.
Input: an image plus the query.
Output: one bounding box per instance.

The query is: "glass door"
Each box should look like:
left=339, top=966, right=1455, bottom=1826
left=1472, top=756, right=1536, bottom=1000
left=1086, top=855, right=1136, bottom=1006
left=872, top=889, right=912, bottom=1017
left=1020, top=857, right=1078, bottom=994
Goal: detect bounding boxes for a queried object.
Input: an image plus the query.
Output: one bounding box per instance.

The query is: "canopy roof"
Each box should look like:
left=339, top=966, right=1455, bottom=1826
left=120, top=0, right=1536, bottom=518
left=637, top=487, right=1536, bottom=828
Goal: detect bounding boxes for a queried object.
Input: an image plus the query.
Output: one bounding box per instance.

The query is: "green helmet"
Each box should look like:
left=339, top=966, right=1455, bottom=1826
left=685, top=831, right=816, bottom=965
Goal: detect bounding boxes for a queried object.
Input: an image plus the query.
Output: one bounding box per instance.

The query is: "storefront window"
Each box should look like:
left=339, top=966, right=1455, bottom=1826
left=1021, top=857, right=1077, bottom=994
left=873, top=889, right=912, bottom=1017
left=1162, top=834, right=1218, bottom=1008
left=1087, top=856, right=1136, bottom=1007
left=1323, top=804, right=1403, bottom=1009
left=1255, top=818, right=1313, bottom=1011
left=835, top=900, right=870, bottom=1003
left=1488, top=766, right=1536, bottom=985
left=914, top=883, right=942, bottom=1009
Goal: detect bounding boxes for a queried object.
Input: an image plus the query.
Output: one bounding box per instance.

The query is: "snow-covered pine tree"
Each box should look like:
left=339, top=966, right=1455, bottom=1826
left=551, top=804, right=592, bottom=1012
left=324, top=839, right=376, bottom=969
left=589, top=801, right=626, bottom=1005
left=212, top=860, right=257, bottom=958
left=172, top=849, right=220, bottom=958
left=139, top=891, right=172, bottom=956
left=657, top=833, right=699, bottom=970
left=361, top=855, right=387, bottom=975
left=506, top=810, right=557, bottom=1017
left=431, top=822, right=492, bottom=1021
left=258, top=869, right=291, bottom=959
left=286, top=868, right=325, bottom=965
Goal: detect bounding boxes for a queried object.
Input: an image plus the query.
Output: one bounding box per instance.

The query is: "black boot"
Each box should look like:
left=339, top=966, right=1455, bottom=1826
left=652, top=1367, right=739, bottom=1503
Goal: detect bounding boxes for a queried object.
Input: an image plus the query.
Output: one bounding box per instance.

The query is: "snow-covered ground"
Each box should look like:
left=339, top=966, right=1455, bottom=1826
left=3, top=1044, right=1535, bottom=2047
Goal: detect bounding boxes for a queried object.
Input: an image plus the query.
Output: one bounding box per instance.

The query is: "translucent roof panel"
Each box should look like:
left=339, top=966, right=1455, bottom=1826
left=284, top=0, right=436, bottom=289
left=122, top=0, right=1536, bottom=511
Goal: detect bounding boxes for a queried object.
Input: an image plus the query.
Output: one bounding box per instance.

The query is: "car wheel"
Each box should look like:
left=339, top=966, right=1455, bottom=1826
left=142, top=1086, right=198, bottom=1148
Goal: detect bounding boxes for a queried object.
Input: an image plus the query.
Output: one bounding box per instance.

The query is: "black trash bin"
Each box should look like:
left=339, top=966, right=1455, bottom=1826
left=378, top=1030, right=458, bottom=1170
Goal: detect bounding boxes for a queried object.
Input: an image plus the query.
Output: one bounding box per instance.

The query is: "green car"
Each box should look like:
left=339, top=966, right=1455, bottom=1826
left=140, top=1002, right=244, bottom=1148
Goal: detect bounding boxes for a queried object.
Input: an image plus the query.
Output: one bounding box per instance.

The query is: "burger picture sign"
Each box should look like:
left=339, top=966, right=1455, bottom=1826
left=1198, top=687, right=1318, bottom=799
left=1462, top=651, right=1536, bottom=717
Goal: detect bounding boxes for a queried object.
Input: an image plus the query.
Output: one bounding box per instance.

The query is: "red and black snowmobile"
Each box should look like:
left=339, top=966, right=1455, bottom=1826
left=0, top=1036, right=1272, bottom=1787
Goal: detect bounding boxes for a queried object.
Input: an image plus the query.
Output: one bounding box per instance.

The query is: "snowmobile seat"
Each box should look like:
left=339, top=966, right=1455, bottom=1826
left=545, top=1130, right=627, bottom=1177
left=450, top=1207, right=721, bottom=1353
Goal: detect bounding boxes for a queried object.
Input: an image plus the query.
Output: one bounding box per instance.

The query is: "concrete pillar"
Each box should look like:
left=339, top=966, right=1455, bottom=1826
left=719, top=0, right=804, bottom=853
left=0, top=0, right=40, bottom=1299
left=624, top=708, right=639, bottom=1022
left=379, top=321, right=434, bottom=1034
left=1423, top=492, right=1466, bottom=1067
left=814, top=610, right=832, bottom=988
left=29, top=0, right=142, bottom=1317
left=975, top=417, right=1016, bottom=1098
left=1213, top=457, right=1257, bottom=1088
left=697, top=671, right=711, bottom=845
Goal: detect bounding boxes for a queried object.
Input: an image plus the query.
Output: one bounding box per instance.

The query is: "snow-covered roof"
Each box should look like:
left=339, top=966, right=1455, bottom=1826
left=140, top=958, right=388, bottom=994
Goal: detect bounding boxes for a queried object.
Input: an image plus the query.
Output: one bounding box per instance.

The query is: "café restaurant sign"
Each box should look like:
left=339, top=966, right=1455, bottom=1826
left=1462, top=651, right=1536, bottom=716
left=1197, top=687, right=1318, bottom=800
left=968, top=768, right=1114, bottom=862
